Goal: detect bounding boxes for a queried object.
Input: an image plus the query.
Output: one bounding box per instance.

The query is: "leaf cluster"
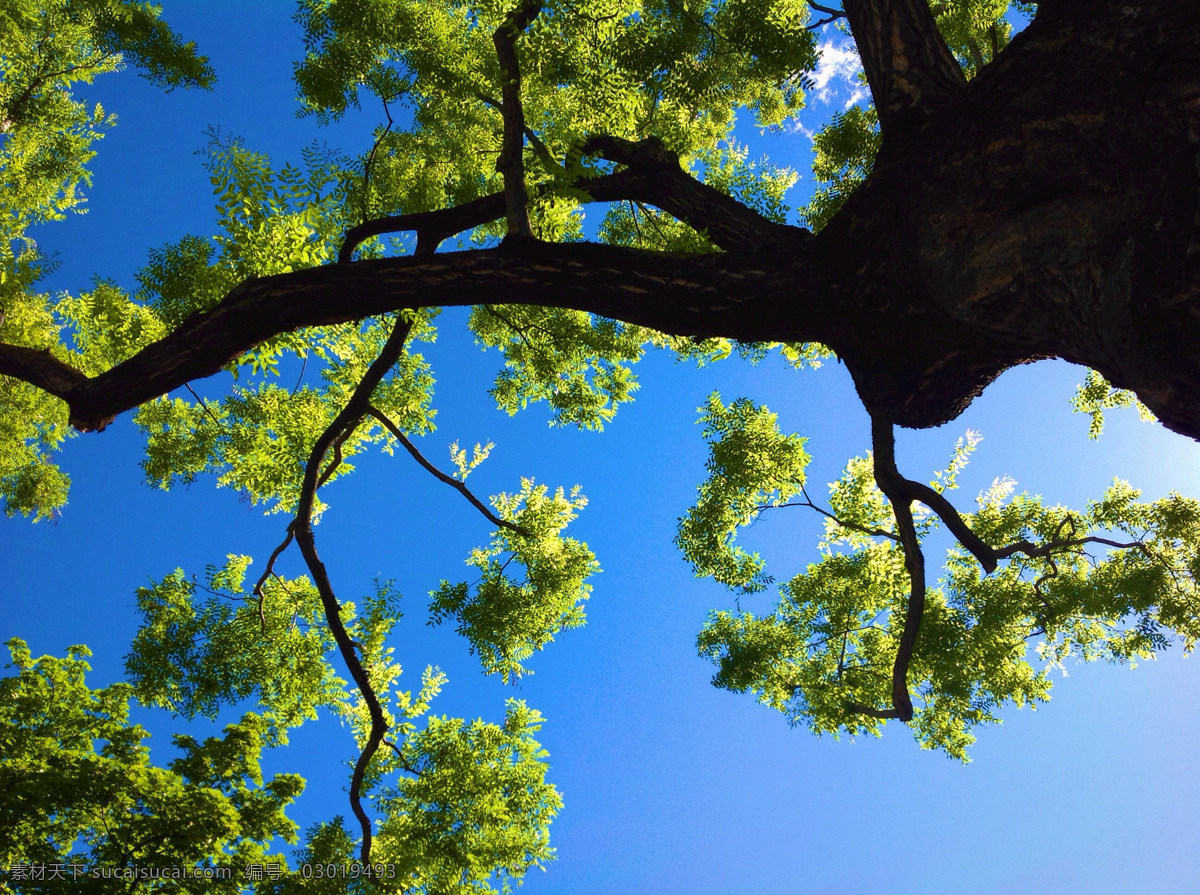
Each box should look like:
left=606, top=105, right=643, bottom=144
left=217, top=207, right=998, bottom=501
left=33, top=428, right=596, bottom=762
left=431, top=479, right=598, bottom=682
left=689, top=422, right=1200, bottom=759
left=676, top=392, right=811, bottom=592
left=1, top=639, right=299, bottom=892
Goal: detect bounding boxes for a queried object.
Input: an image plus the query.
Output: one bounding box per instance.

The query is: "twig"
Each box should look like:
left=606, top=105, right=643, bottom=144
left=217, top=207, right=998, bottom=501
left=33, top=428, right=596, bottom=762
left=316, top=423, right=359, bottom=489
left=476, top=91, right=562, bottom=176
left=359, top=95, right=396, bottom=227
left=383, top=737, right=424, bottom=777
left=806, top=1, right=847, bottom=29
left=366, top=405, right=531, bottom=537
left=757, top=485, right=901, bottom=542
left=290, top=353, right=308, bottom=395
left=184, top=382, right=222, bottom=427
left=252, top=530, right=295, bottom=635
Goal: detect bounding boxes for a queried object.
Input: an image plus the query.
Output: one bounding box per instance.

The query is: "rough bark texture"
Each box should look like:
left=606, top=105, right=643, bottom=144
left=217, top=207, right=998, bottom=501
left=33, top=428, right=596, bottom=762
left=1, top=0, right=1197, bottom=441
left=842, top=0, right=966, bottom=132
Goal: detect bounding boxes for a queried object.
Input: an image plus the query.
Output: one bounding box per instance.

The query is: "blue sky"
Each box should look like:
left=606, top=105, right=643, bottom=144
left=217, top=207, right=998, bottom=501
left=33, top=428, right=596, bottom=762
left=4, top=3, right=1200, bottom=892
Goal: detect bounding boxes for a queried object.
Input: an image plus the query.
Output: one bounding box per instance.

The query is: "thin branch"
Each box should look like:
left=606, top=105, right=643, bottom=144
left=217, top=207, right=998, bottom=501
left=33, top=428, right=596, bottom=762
left=994, top=534, right=1151, bottom=563
left=871, top=421, right=998, bottom=573
left=288, top=315, right=414, bottom=864
left=316, top=423, right=359, bottom=489
left=758, top=485, right=901, bottom=542
left=870, top=414, right=926, bottom=723
left=482, top=304, right=539, bottom=353
left=360, top=95, right=396, bottom=226
left=366, top=405, right=531, bottom=537
left=339, top=193, right=506, bottom=262
left=476, top=91, right=561, bottom=176
left=806, top=1, right=847, bottom=29
left=382, top=737, right=425, bottom=777
left=253, top=530, right=295, bottom=616
left=290, top=353, right=308, bottom=395
left=184, top=382, right=222, bottom=427
left=492, top=0, right=545, bottom=242
left=579, top=134, right=800, bottom=251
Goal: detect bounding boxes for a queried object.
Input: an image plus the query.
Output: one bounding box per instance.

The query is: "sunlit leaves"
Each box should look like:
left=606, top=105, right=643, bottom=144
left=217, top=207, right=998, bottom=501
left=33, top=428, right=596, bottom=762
left=1071, top=369, right=1156, bottom=439
left=451, top=440, right=495, bottom=480
left=125, top=555, right=345, bottom=740
left=676, top=393, right=811, bottom=592
left=136, top=317, right=436, bottom=516
left=0, top=640, right=299, bottom=886
left=430, top=479, right=597, bottom=682
left=800, top=104, right=879, bottom=232
left=932, top=0, right=1013, bottom=79
left=691, top=429, right=1200, bottom=760
left=55, top=280, right=168, bottom=375
left=0, top=0, right=209, bottom=519
left=471, top=305, right=646, bottom=430
left=204, top=133, right=348, bottom=281
left=374, top=700, right=562, bottom=894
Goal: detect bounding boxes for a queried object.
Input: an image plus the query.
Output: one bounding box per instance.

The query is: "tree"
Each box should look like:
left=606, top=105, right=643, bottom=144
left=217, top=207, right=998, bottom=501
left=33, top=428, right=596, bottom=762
left=1, top=0, right=1198, bottom=889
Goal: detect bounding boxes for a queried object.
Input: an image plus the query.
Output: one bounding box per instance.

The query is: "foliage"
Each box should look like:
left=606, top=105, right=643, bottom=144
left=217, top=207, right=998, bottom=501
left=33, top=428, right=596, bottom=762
left=692, top=428, right=1200, bottom=761
left=0, top=0, right=210, bottom=520
left=1071, top=369, right=1156, bottom=439
left=3, top=0, right=1198, bottom=888
left=0, top=639, right=300, bottom=892
left=676, top=393, right=811, bottom=592
left=431, top=480, right=598, bottom=682
left=125, top=556, right=346, bottom=741
left=800, top=104, right=879, bottom=232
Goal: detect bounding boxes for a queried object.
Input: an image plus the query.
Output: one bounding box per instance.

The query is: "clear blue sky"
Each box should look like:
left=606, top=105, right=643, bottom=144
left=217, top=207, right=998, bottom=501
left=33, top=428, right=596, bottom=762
left=4, top=4, right=1200, bottom=892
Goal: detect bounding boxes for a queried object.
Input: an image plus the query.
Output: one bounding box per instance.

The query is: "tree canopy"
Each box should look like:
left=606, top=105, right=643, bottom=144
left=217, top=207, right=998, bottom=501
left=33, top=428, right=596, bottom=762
left=2, top=0, right=1199, bottom=890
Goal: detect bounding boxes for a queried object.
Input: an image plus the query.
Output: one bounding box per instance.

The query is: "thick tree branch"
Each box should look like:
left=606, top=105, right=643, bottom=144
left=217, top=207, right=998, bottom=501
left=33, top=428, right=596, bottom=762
left=337, top=134, right=804, bottom=261
left=842, top=0, right=965, bottom=134
left=4, top=1, right=1198, bottom=445
left=493, top=0, right=544, bottom=242
left=845, top=701, right=902, bottom=720
left=0, top=345, right=88, bottom=402
left=580, top=135, right=802, bottom=252
left=36, top=242, right=820, bottom=432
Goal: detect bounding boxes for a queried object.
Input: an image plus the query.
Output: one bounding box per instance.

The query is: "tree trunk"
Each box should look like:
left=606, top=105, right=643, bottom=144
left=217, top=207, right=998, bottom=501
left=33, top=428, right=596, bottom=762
left=1, top=0, right=1196, bottom=439
left=817, top=0, right=1200, bottom=433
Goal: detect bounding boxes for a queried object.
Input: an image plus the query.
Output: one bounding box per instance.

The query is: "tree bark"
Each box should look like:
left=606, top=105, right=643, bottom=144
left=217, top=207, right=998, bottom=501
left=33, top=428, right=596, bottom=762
left=1, top=0, right=1197, bottom=439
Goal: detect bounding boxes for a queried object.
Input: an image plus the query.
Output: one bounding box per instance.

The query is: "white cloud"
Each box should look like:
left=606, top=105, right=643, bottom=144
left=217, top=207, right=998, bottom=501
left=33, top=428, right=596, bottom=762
left=810, top=38, right=865, bottom=106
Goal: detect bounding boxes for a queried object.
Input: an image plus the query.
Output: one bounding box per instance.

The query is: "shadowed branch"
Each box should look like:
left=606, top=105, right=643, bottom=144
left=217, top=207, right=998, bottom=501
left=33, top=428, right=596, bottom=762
left=493, top=0, right=544, bottom=242
left=287, top=315, right=414, bottom=864
left=842, top=0, right=965, bottom=133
